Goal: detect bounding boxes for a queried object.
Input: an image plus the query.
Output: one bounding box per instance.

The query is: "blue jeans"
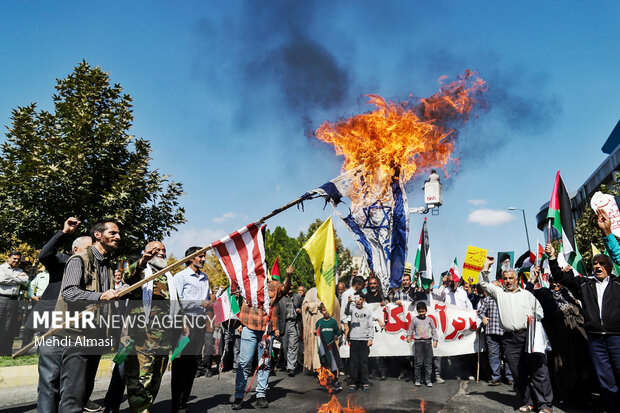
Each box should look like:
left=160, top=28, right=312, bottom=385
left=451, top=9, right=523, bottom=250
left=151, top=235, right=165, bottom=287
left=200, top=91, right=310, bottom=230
left=588, top=333, right=620, bottom=413
left=486, top=333, right=513, bottom=381
left=37, top=343, right=62, bottom=413
left=235, top=327, right=273, bottom=399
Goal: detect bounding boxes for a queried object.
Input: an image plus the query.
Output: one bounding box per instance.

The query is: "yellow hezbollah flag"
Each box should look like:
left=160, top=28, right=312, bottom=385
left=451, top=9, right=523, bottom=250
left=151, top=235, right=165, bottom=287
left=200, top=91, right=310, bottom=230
left=302, top=216, right=337, bottom=315
left=592, top=243, right=601, bottom=256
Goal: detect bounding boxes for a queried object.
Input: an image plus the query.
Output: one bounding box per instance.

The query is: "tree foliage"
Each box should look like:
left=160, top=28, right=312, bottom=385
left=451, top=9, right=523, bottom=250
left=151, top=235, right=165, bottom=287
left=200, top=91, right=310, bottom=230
left=0, top=61, right=185, bottom=255
left=264, top=219, right=357, bottom=290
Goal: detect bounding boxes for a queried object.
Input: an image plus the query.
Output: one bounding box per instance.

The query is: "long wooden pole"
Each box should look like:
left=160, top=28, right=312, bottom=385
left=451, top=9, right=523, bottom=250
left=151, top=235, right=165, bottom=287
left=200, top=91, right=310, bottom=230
left=12, top=194, right=312, bottom=358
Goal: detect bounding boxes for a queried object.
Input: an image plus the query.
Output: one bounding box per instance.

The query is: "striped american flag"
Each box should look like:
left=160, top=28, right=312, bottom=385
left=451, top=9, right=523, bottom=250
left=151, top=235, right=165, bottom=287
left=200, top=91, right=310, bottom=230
left=212, top=223, right=269, bottom=314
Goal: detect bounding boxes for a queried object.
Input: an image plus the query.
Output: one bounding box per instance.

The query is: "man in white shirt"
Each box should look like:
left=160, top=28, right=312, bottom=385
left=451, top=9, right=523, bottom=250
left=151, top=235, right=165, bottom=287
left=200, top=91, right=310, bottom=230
left=479, top=257, right=552, bottom=413
left=171, top=246, right=214, bottom=413
left=0, top=251, right=29, bottom=355
left=440, top=279, right=473, bottom=310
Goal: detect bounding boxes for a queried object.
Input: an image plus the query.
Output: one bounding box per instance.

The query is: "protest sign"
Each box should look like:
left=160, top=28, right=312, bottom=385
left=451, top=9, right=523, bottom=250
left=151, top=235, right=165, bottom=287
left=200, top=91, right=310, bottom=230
left=339, top=301, right=481, bottom=358
left=591, top=191, right=620, bottom=238
left=462, top=246, right=488, bottom=284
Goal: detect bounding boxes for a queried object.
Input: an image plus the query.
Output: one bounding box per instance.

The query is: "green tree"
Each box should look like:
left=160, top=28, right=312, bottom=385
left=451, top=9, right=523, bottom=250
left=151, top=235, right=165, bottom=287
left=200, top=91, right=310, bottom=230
left=262, top=219, right=357, bottom=291
left=0, top=61, right=185, bottom=255
left=264, top=226, right=314, bottom=290
left=297, top=218, right=357, bottom=285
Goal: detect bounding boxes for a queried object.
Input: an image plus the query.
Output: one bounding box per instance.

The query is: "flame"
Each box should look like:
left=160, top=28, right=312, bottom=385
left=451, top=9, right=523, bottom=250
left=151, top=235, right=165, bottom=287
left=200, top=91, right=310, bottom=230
left=315, top=70, right=487, bottom=201
left=420, top=399, right=426, bottom=413
left=317, top=394, right=367, bottom=413
left=316, top=367, right=366, bottom=413
left=317, top=366, right=335, bottom=389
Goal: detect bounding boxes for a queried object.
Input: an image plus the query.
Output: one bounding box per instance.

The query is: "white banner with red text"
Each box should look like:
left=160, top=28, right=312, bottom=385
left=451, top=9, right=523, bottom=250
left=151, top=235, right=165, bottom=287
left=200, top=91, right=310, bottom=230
left=339, top=301, right=482, bottom=357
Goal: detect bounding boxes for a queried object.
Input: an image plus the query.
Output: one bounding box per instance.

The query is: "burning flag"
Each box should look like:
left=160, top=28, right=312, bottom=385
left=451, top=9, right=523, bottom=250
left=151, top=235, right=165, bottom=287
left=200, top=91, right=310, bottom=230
left=305, top=71, right=486, bottom=292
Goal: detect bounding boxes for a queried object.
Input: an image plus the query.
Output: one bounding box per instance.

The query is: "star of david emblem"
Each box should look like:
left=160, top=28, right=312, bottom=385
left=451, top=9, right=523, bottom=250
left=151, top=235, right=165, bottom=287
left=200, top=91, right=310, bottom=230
left=362, top=201, right=392, bottom=238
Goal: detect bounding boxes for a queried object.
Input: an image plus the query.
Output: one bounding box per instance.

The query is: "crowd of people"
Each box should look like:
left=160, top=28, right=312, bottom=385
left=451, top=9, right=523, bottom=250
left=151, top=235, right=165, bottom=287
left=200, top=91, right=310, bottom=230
left=2, top=209, right=620, bottom=412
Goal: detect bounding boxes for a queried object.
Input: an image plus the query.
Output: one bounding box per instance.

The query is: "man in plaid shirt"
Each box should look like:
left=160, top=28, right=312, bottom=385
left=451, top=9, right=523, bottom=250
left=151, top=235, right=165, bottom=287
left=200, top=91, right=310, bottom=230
left=478, top=289, right=514, bottom=386
left=232, top=266, right=292, bottom=410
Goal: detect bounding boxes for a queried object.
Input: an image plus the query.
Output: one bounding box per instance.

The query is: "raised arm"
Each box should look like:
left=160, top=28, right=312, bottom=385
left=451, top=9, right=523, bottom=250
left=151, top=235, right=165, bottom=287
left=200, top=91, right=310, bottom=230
left=546, top=243, right=582, bottom=297
left=599, top=209, right=620, bottom=264
left=478, top=257, right=501, bottom=299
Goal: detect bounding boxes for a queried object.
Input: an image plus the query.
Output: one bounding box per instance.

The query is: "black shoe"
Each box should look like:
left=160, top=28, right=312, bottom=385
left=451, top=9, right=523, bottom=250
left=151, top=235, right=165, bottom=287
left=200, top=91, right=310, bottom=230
left=205, top=369, right=213, bottom=378
left=287, top=369, right=295, bottom=377
left=488, top=379, right=501, bottom=386
left=102, top=408, right=118, bottom=413
left=231, top=398, right=243, bottom=410
left=256, top=397, right=269, bottom=408
left=507, top=379, right=514, bottom=386
left=232, top=368, right=237, bottom=373
left=380, top=375, right=387, bottom=381
left=84, top=400, right=102, bottom=412
left=195, top=369, right=205, bottom=378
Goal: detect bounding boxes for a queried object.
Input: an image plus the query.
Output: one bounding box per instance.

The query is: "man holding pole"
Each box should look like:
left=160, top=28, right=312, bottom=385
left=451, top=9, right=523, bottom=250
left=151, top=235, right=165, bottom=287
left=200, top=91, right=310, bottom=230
left=232, top=266, right=292, bottom=410
left=121, top=240, right=175, bottom=413
left=58, top=218, right=120, bottom=412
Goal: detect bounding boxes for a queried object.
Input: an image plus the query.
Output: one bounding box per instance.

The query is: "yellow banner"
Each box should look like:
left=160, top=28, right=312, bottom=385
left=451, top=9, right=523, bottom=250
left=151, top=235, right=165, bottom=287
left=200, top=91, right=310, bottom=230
left=462, top=245, right=487, bottom=284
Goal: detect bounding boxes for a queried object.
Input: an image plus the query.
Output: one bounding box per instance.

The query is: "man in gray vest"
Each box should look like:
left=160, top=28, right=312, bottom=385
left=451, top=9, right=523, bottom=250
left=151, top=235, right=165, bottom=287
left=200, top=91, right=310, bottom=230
left=55, top=218, right=120, bottom=413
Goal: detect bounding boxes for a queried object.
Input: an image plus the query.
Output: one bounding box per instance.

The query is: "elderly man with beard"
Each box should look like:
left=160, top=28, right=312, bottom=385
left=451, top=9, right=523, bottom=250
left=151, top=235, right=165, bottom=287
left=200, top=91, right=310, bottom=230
left=479, top=257, right=553, bottom=413
left=121, top=241, right=176, bottom=413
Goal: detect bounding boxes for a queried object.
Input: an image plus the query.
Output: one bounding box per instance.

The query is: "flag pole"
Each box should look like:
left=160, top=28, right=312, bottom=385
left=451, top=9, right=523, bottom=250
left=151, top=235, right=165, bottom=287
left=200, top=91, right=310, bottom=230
left=12, top=193, right=315, bottom=358
left=290, top=248, right=304, bottom=267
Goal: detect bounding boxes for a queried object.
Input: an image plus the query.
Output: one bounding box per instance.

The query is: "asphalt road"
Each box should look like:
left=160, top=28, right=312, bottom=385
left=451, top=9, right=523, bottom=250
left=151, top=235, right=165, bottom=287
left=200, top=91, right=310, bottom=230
left=0, top=368, right=607, bottom=413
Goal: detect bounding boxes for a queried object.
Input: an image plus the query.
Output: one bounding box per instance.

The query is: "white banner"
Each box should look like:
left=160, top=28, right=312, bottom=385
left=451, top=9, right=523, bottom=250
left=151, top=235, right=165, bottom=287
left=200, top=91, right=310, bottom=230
left=340, top=301, right=482, bottom=357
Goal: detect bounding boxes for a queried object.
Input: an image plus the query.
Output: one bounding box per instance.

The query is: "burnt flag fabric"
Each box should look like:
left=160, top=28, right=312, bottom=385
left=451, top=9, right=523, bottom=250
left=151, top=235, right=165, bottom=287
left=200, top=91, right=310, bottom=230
left=546, top=171, right=584, bottom=274
left=301, top=168, right=409, bottom=293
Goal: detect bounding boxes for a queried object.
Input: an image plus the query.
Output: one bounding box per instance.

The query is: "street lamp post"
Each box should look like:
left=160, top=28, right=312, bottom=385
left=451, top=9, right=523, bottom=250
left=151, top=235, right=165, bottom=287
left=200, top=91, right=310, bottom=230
left=509, top=207, right=531, bottom=252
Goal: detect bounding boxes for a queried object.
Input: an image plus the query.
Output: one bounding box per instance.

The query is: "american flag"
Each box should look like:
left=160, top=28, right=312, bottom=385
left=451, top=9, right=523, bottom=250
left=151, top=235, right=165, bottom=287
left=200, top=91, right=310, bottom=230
left=212, top=223, right=269, bottom=314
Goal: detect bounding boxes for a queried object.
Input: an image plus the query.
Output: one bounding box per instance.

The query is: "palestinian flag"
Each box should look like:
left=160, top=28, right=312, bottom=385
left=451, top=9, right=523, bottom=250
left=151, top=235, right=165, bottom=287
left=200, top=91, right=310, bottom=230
left=537, top=242, right=551, bottom=287
left=213, top=287, right=241, bottom=324
left=414, top=218, right=433, bottom=289
left=448, top=257, right=460, bottom=283
left=270, top=257, right=281, bottom=281
left=546, top=171, right=585, bottom=274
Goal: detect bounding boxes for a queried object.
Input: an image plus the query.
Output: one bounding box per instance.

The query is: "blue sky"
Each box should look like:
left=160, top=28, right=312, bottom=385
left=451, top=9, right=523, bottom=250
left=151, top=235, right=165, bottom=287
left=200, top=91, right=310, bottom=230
left=1, top=1, right=619, bottom=278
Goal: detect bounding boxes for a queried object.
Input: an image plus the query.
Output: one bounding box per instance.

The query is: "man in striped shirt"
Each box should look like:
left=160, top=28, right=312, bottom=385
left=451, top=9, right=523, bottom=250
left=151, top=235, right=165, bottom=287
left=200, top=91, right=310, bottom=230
left=58, top=218, right=120, bottom=413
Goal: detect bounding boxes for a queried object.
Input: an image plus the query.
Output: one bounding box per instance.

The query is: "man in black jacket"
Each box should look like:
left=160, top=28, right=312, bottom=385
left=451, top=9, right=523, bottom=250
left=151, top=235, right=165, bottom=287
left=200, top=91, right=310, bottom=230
left=34, top=217, right=94, bottom=413
left=547, top=223, right=620, bottom=413
left=275, top=287, right=303, bottom=376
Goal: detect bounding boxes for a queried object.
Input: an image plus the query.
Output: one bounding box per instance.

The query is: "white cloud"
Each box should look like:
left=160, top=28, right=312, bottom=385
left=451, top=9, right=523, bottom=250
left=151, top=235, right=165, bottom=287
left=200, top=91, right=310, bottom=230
left=212, top=212, right=237, bottom=223
left=467, top=209, right=515, bottom=226
left=163, top=226, right=227, bottom=258
left=467, top=199, right=488, bottom=206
